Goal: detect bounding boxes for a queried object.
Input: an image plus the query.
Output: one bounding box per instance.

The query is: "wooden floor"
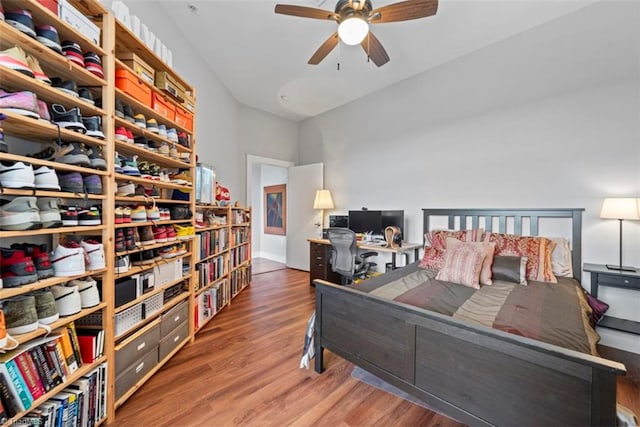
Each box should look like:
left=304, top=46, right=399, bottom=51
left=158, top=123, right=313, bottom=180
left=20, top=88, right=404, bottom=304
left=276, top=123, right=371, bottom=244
left=114, top=268, right=640, bottom=427
left=252, top=257, right=287, bottom=275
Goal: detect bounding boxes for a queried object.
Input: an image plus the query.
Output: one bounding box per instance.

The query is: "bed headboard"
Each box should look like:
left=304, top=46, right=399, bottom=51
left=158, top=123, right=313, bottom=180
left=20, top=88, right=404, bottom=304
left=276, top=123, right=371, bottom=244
left=422, top=208, right=585, bottom=282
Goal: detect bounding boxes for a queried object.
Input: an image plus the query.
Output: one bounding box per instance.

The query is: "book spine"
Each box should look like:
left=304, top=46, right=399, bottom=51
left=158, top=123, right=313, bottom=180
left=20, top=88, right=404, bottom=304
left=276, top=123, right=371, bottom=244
left=59, top=328, right=79, bottom=374
left=66, top=323, right=84, bottom=371
left=45, top=341, right=68, bottom=383
left=5, top=359, right=33, bottom=410
left=41, top=344, right=64, bottom=387
left=28, top=347, right=54, bottom=392
left=0, top=372, right=19, bottom=418
left=14, top=353, right=45, bottom=400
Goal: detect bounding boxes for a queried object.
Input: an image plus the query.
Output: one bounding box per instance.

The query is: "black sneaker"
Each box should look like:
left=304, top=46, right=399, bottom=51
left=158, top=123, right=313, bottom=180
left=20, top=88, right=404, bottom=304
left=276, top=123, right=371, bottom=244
left=57, top=171, right=84, bottom=193
left=5, top=10, right=36, bottom=39
left=82, top=116, right=104, bottom=139
left=78, top=88, right=94, bottom=105
left=123, top=104, right=135, bottom=123
left=51, top=78, right=79, bottom=97
left=134, top=136, right=149, bottom=150
left=77, top=206, right=101, bottom=226
left=131, top=249, right=154, bottom=265
left=61, top=40, right=84, bottom=67
left=83, top=174, right=102, bottom=194
left=124, top=228, right=136, bottom=251
left=35, top=25, right=62, bottom=54
left=87, top=146, right=107, bottom=170
left=50, top=104, right=86, bottom=133
left=114, top=99, right=124, bottom=118
left=31, top=141, right=90, bottom=166
left=138, top=161, right=151, bottom=178
left=149, top=164, right=161, bottom=180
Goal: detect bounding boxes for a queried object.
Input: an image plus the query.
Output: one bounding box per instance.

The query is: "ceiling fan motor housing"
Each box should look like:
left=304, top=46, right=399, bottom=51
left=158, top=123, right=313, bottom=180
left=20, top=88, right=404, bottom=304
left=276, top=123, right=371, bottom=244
left=335, top=0, right=373, bottom=21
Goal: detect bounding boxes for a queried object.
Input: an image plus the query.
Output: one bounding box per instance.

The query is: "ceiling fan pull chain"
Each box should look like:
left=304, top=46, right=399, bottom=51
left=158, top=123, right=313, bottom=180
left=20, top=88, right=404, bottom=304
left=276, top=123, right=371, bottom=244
left=337, top=62, right=340, bottom=71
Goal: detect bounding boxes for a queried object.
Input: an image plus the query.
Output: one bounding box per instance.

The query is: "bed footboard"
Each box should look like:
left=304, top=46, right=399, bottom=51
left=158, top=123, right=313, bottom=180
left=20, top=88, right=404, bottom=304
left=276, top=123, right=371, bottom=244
left=314, top=279, right=626, bottom=427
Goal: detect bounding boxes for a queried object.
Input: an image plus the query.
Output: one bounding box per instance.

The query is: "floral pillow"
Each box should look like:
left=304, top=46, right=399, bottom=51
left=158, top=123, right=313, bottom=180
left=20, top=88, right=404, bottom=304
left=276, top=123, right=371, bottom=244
left=436, top=244, right=486, bottom=289
left=483, top=233, right=557, bottom=283
left=446, top=238, right=496, bottom=286
left=419, top=246, right=445, bottom=270
left=425, top=229, right=484, bottom=251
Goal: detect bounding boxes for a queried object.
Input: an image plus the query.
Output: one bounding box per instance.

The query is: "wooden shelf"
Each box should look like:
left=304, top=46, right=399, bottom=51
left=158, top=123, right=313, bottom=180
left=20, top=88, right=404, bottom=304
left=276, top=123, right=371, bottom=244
left=113, top=173, right=192, bottom=190
left=230, top=242, right=250, bottom=250
left=114, top=219, right=193, bottom=229
left=114, top=116, right=192, bottom=153
left=232, top=223, right=251, bottom=227
left=196, top=250, right=228, bottom=264
left=195, top=276, right=228, bottom=297
left=0, top=269, right=106, bottom=299
left=114, top=253, right=193, bottom=279
left=115, top=88, right=192, bottom=135
left=196, top=224, right=228, bottom=232
left=115, top=195, right=189, bottom=204
left=115, top=240, right=185, bottom=257
left=0, top=224, right=106, bottom=238
left=0, top=152, right=109, bottom=177
left=115, top=276, right=187, bottom=314
left=0, top=187, right=107, bottom=200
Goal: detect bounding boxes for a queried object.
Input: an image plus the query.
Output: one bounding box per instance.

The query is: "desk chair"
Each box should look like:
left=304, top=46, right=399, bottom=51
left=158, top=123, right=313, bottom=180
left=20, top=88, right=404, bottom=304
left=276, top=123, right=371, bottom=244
left=327, top=228, right=378, bottom=285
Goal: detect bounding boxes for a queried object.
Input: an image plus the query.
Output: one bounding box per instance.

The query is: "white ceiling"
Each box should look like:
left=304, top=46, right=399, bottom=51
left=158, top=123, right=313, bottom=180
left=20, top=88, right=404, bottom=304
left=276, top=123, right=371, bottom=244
left=158, top=0, right=600, bottom=121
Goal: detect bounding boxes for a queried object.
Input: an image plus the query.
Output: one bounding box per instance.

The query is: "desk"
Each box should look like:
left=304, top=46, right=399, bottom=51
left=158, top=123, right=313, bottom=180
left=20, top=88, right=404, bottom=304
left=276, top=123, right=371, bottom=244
left=307, top=238, right=422, bottom=286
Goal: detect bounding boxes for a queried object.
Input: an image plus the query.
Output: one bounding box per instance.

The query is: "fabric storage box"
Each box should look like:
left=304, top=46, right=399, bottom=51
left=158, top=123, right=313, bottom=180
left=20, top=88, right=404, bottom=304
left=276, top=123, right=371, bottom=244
left=115, top=322, right=161, bottom=377
left=151, top=92, right=175, bottom=120
left=58, top=0, right=100, bottom=45
left=120, top=52, right=155, bottom=85
left=115, top=303, right=143, bottom=337
left=158, top=320, right=188, bottom=361
left=174, top=105, right=193, bottom=131
left=155, top=71, right=186, bottom=101
left=115, top=349, right=158, bottom=400
left=115, top=277, right=137, bottom=308
left=116, top=69, right=152, bottom=106
left=160, top=301, right=189, bottom=336
left=38, top=0, right=59, bottom=15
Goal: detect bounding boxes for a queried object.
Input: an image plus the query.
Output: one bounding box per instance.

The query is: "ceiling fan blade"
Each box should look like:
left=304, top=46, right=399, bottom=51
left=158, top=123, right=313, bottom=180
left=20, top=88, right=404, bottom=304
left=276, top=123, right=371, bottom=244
left=370, top=0, right=438, bottom=24
left=360, top=31, right=390, bottom=67
left=308, top=32, right=340, bottom=65
left=274, top=4, right=338, bottom=21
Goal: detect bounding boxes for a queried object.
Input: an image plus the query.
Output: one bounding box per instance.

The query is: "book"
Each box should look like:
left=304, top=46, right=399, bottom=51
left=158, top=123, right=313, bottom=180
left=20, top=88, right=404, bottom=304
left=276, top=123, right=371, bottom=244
left=58, top=327, right=79, bottom=374
left=64, top=388, right=83, bottom=427
left=4, top=358, right=33, bottom=410
left=45, top=339, right=68, bottom=382
left=0, top=390, right=7, bottom=424
left=28, top=347, right=56, bottom=392
left=65, top=323, right=84, bottom=370
left=14, top=352, right=45, bottom=401
left=67, top=378, right=90, bottom=427
left=0, top=371, right=21, bottom=417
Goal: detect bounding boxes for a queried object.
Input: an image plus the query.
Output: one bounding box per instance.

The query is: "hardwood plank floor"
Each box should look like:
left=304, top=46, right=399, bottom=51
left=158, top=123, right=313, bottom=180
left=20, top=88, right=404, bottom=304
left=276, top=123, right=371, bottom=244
left=114, top=268, right=640, bottom=426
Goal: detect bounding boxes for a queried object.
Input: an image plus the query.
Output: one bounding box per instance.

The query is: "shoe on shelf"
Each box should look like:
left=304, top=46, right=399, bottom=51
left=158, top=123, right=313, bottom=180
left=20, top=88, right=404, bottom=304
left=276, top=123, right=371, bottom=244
left=147, top=185, right=161, bottom=199
left=123, top=104, right=135, bottom=123
left=139, top=226, right=155, bottom=245
left=51, top=77, right=79, bottom=97
left=36, top=24, right=63, bottom=54
left=78, top=88, right=95, bottom=105
left=146, top=204, right=160, bottom=221
left=61, top=40, right=84, bottom=67
left=117, top=181, right=135, bottom=196
left=167, top=128, right=178, bottom=142
left=0, top=46, right=34, bottom=78
left=138, top=161, right=151, bottom=179
left=0, top=197, right=41, bottom=231
left=83, top=52, right=104, bottom=79
left=30, top=141, right=90, bottom=166
left=146, top=118, right=159, bottom=133
left=5, top=9, right=36, bottom=38
left=149, top=164, right=161, bottom=180
left=115, top=207, right=124, bottom=225
left=131, top=250, right=155, bottom=266
left=158, top=141, right=170, bottom=156
left=175, top=242, right=188, bottom=256
left=58, top=171, right=84, bottom=193
left=81, top=239, right=105, bottom=270
left=33, top=165, right=61, bottom=190
left=169, top=143, right=178, bottom=159
left=37, top=99, right=51, bottom=121
left=114, top=152, right=124, bottom=174
left=115, top=99, right=125, bottom=119
left=161, top=208, right=172, bottom=221
left=178, top=132, right=190, bottom=148
left=59, top=205, right=78, bottom=226
left=0, top=113, right=7, bottom=153
left=152, top=225, right=167, bottom=243
left=11, top=243, right=54, bottom=280
left=0, top=247, right=38, bottom=287
left=50, top=104, right=86, bottom=133
left=77, top=206, right=101, bottom=226
left=174, top=224, right=195, bottom=240
left=124, top=228, right=136, bottom=250
left=0, top=89, right=39, bottom=119
left=165, top=225, right=177, bottom=241
left=71, top=277, right=100, bottom=308
left=131, top=204, right=147, bottom=222
left=170, top=170, right=192, bottom=186
left=87, top=146, right=107, bottom=170
left=82, top=116, right=104, bottom=139
left=158, top=124, right=167, bottom=138
left=50, top=284, right=82, bottom=316
left=122, top=206, right=132, bottom=223
left=83, top=174, right=103, bottom=195
left=159, top=245, right=179, bottom=259
left=51, top=241, right=85, bottom=277
left=134, top=113, right=146, bottom=128
left=126, top=129, right=134, bottom=144
left=122, top=156, right=141, bottom=176
left=0, top=160, right=34, bottom=189
left=25, top=53, right=51, bottom=85
left=115, top=255, right=130, bottom=274
left=36, top=197, right=62, bottom=228
left=114, top=228, right=125, bottom=252
left=32, top=289, right=59, bottom=324
left=115, top=126, right=128, bottom=142
left=4, top=296, right=38, bottom=335
left=134, top=184, right=147, bottom=197
left=134, top=136, right=149, bottom=150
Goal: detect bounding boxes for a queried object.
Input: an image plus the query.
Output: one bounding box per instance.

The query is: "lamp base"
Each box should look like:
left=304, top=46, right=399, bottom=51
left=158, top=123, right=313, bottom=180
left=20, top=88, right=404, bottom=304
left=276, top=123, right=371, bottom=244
left=606, top=264, right=637, bottom=272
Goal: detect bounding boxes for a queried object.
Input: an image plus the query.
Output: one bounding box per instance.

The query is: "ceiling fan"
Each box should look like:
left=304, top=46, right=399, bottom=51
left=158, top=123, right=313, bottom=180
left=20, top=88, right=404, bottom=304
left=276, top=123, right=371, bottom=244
left=274, top=0, right=438, bottom=67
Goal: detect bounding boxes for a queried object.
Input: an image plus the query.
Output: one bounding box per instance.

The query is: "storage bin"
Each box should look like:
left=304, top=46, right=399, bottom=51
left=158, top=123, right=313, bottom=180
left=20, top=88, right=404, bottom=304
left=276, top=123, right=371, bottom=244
left=115, top=349, right=158, bottom=400
left=143, top=293, right=164, bottom=318
left=38, top=0, right=59, bottom=16
left=155, top=71, right=186, bottom=101
left=158, top=320, right=188, bottom=361
left=116, top=69, right=152, bottom=106
left=58, top=0, right=100, bottom=46
left=120, top=53, right=155, bottom=85
left=115, top=323, right=161, bottom=377
left=174, top=105, right=193, bottom=132
left=115, top=303, right=143, bottom=337
left=151, top=92, right=175, bottom=120
left=160, top=301, right=189, bottom=336
left=114, top=277, right=137, bottom=308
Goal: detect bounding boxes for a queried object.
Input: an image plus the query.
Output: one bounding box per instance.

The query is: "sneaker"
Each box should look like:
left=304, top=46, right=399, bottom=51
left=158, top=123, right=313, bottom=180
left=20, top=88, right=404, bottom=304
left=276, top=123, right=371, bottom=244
left=11, top=243, right=54, bottom=280
left=147, top=185, right=160, bottom=198
left=26, top=53, right=51, bottom=85
left=161, top=208, right=172, bottom=221
left=115, top=255, right=130, bottom=274
left=0, top=89, right=39, bottom=119
left=81, top=239, right=105, bottom=270
left=115, top=228, right=125, bottom=252
left=115, top=99, right=125, bottom=119
left=149, top=164, right=161, bottom=180
left=131, top=250, right=155, bottom=266
left=50, top=284, right=81, bottom=316
left=0, top=46, right=33, bottom=78
left=121, top=206, right=132, bottom=223
left=167, top=128, right=178, bottom=143
left=51, top=78, right=79, bottom=97
left=117, top=181, right=135, bottom=196
left=139, top=226, right=155, bottom=245
left=146, top=204, right=160, bottom=221
left=59, top=205, right=78, bottom=226
left=175, top=242, right=188, bottom=256
left=115, top=206, right=124, bottom=225
left=4, top=296, right=38, bottom=335
left=114, top=153, right=124, bottom=174
left=83, top=52, right=104, bottom=78
left=174, top=224, right=195, bottom=240
left=32, top=289, right=59, bottom=324
left=131, top=204, right=147, bottom=222
left=37, top=99, right=50, bottom=121
left=146, top=118, right=159, bottom=133
left=178, top=132, right=190, bottom=148
left=33, top=165, right=60, bottom=190
left=83, top=174, right=102, bottom=194
left=0, top=247, right=37, bottom=287
left=50, top=104, right=86, bottom=133
left=152, top=225, right=167, bottom=243
left=87, top=146, right=107, bottom=170
left=51, top=241, right=85, bottom=276
left=77, top=206, right=101, bottom=225
left=0, top=197, right=40, bottom=230
left=133, top=136, right=149, bottom=151
left=0, top=113, right=7, bottom=153
left=122, top=156, right=140, bottom=176
left=5, top=9, right=36, bottom=38
left=115, top=126, right=128, bottom=142
left=159, top=245, right=179, bottom=259
left=170, top=170, right=191, bottom=186
left=71, top=277, right=100, bottom=308
left=36, top=198, right=62, bottom=228
left=0, top=160, right=34, bottom=189
left=82, top=116, right=104, bottom=139
left=158, top=142, right=169, bottom=156
left=58, top=171, right=84, bottom=193
left=126, top=129, right=134, bottom=144
left=134, top=184, right=146, bottom=196
left=31, top=141, right=90, bottom=166
left=165, top=225, right=177, bottom=241
left=138, top=161, right=151, bottom=179
left=123, top=104, right=135, bottom=123
left=78, top=88, right=95, bottom=105
left=124, top=227, right=136, bottom=250
left=61, top=40, right=84, bottom=67
left=134, top=113, right=146, bottom=128
left=158, top=124, right=167, bottom=138
left=36, top=25, right=63, bottom=54
left=180, top=152, right=190, bottom=163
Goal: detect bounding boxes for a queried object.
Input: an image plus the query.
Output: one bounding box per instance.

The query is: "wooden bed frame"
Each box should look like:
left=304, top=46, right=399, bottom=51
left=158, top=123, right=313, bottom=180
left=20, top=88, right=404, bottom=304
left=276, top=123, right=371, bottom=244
left=313, top=208, right=626, bottom=426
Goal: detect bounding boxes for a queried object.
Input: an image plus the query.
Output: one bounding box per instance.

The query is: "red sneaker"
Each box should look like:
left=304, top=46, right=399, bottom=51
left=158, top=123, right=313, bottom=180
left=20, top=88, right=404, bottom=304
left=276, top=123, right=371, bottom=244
left=0, top=247, right=37, bottom=287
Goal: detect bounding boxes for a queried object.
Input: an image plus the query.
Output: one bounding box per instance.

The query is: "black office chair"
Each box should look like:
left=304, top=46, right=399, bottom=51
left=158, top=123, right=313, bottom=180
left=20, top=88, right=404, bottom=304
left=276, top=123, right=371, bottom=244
left=327, top=228, right=378, bottom=285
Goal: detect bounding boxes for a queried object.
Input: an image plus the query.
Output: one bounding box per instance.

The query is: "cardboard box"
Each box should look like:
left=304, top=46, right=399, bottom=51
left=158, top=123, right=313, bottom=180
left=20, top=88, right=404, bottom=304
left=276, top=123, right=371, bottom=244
left=38, top=0, right=59, bottom=16
left=155, top=71, right=186, bottom=101
left=121, top=52, right=155, bottom=86
left=116, top=68, right=152, bottom=107
left=151, top=92, right=176, bottom=120
left=58, top=0, right=100, bottom=46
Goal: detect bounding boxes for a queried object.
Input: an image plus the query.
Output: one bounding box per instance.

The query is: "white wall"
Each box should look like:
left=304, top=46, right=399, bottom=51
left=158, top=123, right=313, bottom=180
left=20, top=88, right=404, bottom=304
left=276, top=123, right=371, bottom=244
left=299, top=3, right=640, bottom=352
left=257, top=165, right=289, bottom=262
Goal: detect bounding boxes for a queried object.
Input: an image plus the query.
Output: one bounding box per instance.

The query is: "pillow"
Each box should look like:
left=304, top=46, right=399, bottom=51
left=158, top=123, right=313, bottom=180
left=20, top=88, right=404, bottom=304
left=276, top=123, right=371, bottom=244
left=549, top=237, right=573, bottom=278
left=418, top=247, right=445, bottom=270
left=586, top=293, right=609, bottom=327
left=436, top=244, right=486, bottom=289
left=445, top=238, right=496, bottom=286
left=491, top=256, right=528, bottom=286
left=484, top=233, right=557, bottom=283
left=425, top=229, right=484, bottom=251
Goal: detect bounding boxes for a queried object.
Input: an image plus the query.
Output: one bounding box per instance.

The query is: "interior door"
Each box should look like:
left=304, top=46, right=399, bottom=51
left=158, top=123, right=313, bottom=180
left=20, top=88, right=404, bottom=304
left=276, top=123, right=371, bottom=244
left=286, top=163, right=324, bottom=271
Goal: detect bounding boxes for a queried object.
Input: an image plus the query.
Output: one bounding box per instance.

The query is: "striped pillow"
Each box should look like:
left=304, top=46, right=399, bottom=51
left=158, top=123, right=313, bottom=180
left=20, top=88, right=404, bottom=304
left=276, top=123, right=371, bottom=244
left=484, top=233, right=557, bottom=283
left=445, top=238, right=496, bottom=286
left=436, top=244, right=486, bottom=289
left=425, top=229, right=484, bottom=251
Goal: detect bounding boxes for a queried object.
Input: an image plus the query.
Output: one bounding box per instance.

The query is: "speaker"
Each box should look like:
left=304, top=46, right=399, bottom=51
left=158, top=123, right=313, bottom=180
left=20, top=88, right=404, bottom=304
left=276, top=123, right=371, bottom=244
left=385, top=226, right=402, bottom=248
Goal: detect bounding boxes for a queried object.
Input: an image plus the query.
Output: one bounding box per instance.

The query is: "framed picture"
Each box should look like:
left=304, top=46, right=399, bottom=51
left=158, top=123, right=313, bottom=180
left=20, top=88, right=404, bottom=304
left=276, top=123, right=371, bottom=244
left=264, top=184, right=286, bottom=235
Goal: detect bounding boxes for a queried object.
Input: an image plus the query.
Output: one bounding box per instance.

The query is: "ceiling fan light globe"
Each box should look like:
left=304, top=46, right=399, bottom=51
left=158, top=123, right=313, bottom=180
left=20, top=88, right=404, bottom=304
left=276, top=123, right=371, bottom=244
left=338, top=17, right=369, bottom=45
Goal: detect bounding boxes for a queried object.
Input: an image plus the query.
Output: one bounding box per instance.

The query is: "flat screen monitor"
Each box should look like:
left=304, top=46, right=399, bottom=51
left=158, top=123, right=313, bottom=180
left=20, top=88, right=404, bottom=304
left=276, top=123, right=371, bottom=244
left=382, top=210, right=404, bottom=239
left=348, top=210, right=404, bottom=239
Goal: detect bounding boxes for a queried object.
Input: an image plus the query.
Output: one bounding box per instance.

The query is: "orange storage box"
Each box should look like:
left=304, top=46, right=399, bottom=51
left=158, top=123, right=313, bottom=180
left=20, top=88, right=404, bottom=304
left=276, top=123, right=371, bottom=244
left=174, top=105, right=193, bottom=132
left=151, top=92, right=175, bottom=121
left=116, top=69, right=152, bottom=107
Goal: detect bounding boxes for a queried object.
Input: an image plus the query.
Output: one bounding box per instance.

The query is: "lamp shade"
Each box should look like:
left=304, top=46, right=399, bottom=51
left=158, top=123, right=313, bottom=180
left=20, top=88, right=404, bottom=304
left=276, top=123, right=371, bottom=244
left=338, top=17, right=369, bottom=45
left=600, top=198, right=640, bottom=220
left=313, top=190, right=335, bottom=210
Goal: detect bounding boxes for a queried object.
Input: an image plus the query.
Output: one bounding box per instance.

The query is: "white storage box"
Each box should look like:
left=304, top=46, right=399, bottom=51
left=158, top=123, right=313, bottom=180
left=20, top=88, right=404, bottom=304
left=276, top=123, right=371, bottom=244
left=59, top=0, right=101, bottom=46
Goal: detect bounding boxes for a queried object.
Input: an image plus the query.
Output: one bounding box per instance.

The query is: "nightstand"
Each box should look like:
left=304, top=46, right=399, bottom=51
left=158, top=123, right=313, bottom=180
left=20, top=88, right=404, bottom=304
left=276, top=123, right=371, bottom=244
left=584, top=263, right=640, bottom=335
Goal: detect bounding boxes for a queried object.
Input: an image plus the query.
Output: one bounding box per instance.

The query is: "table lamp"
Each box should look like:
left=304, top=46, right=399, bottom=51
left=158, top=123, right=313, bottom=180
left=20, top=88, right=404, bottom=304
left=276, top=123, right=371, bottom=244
left=313, top=189, right=334, bottom=234
left=600, top=197, right=640, bottom=271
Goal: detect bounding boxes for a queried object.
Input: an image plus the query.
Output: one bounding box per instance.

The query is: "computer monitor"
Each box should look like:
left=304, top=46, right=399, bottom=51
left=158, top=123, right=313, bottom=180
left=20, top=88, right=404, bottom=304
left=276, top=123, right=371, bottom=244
left=348, top=210, right=404, bottom=239
left=382, top=210, right=404, bottom=239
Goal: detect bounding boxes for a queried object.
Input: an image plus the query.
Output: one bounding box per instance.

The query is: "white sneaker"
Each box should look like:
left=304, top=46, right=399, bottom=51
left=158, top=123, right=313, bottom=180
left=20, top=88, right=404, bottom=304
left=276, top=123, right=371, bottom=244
left=50, top=284, right=82, bottom=316
left=33, top=165, right=61, bottom=190
left=0, top=197, right=40, bottom=231
left=117, top=181, right=135, bottom=196
left=36, top=198, right=62, bottom=228
left=81, top=239, right=105, bottom=270
left=51, top=242, right=85, bottom=276
left=0, top=160, right=34, bottom=188
left=115, top=255, right=130, bottom=274
left=70, top=277, right=100, bottom=308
